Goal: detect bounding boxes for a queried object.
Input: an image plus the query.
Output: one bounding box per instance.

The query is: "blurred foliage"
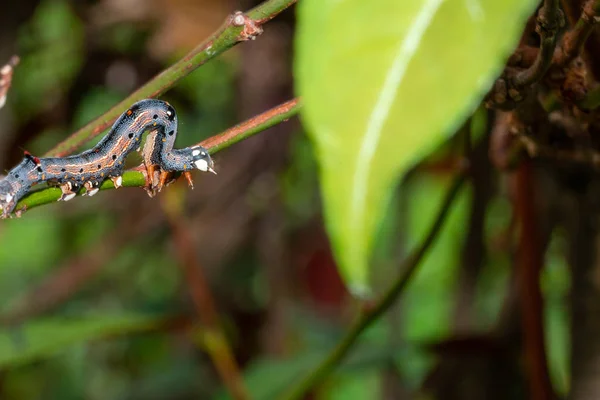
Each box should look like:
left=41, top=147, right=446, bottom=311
left=0, top=0, right=571, bottom=399
left=0, top=313, right=169, bottom=368
left=12, top=0, right=83, bottom=119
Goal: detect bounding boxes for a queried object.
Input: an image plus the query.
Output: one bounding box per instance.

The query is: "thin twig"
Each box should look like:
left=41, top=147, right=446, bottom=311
left=513, top=0, right=564, bottom=87
left=10, top=98, right=301, bottom=216
left=514, top=126, right=600, bottom=167
left=279, top=173, right=467, bottom=400
left=44, top=0, right=298, bottom=157
left=555, top=0, right=600, bottom=66
left=0, top=55, right=19, bottom=110
left=163, top=199, right=249, bottom=400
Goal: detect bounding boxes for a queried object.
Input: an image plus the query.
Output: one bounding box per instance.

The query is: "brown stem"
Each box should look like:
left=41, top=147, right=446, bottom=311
left=555, top=0, right=600, bottom=66
left=202, top=98, right=301, bottom=154
left=513, top=161, right=554, bottom=400
left=163, top=197, right=249, bottom=400
left=513, top=0, right=564, bottom=87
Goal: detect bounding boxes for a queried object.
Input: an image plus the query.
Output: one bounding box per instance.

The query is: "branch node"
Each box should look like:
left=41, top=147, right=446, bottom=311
left=230, top=11, right=263, bottom=41
left=537, top=5, right=564, bottom=36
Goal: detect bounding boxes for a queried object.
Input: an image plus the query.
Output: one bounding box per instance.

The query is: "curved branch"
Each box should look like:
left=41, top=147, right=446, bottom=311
left=12, top=98, right=301, bottom=215
left=279, top=172, right=467, bottom=400
left=44, top=0, right=298, bottom=158
left=512, top=0, right=563, bottom=87
left=555, top=0, right=600, bottom=66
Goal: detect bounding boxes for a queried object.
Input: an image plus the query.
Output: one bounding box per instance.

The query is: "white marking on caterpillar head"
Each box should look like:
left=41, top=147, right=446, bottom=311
left=192, top=149, right=201, bottom=157
left=194, top=159, right=208, bottom=171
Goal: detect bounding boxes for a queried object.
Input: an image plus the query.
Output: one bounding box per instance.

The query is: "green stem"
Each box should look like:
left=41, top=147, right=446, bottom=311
left=279, top=173, right=467, bottom=400
left=14, top=98, right=301, bottom=215
left=44, top=0, right=298, bottom=158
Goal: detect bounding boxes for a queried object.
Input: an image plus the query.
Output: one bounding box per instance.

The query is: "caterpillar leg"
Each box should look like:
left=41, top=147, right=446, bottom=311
left=14, top=205, right=27, bottom=218
left=143, top=164, right=160, bottom=197
left=157, top=171, right=176, bottom=192
left=0, top=204, right=13, bottom=219
left=183, top=171, right=194, bottom=189
left=83, top=180, right=101, bottom=197
left=58, top=182, right=79, bottom=202
left=110, top=175, right=123, bottom=189
left=142, top=128, right=162, bottom=196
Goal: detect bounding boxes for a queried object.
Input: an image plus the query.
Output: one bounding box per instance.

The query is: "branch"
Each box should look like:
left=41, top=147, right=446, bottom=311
left=164, top=199, right=249, bottom=400
left=44, top=0, right=298, bottom=158
left=279, top=173, right=467, bottom=400
left=11, top=98, right=301, bottom=216
left=487, top=1, right=564, bottom=108
left=514, top=161, right=555, bottom=400
left=555, top=0, right=600, bottom=66
left=513, top=122, right=600, bottom=168
left=512, top=0, right=564, bottom=87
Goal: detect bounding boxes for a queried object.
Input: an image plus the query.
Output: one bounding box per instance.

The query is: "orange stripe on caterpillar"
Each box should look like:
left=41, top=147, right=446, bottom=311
left=0, top=99, right=215, bottom=219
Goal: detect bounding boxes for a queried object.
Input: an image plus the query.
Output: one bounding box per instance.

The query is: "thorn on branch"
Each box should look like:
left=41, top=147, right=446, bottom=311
left=230, top=11, right=263, bottom=41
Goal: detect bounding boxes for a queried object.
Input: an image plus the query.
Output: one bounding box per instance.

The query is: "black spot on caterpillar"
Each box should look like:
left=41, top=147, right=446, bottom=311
left=0, top=99, right=215, bottom=218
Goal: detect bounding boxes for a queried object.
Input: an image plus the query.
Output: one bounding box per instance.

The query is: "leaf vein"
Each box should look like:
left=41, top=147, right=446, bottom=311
left=349, top=0, right=445, bottom=246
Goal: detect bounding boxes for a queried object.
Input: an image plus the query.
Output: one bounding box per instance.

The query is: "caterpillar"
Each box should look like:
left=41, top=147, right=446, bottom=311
left=0, top=99, right=215, bottom=219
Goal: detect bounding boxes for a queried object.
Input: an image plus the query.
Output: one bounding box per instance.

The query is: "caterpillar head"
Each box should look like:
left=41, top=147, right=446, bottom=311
left=189, top=146, right=216, bottom=174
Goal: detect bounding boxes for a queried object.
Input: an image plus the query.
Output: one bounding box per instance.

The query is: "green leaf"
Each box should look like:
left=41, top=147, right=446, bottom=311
left=0, top=313, right=168, bottom=368
left=295, top=0, right=538, bottom=295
